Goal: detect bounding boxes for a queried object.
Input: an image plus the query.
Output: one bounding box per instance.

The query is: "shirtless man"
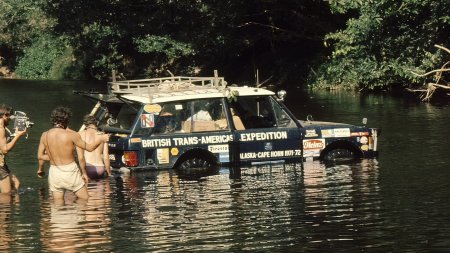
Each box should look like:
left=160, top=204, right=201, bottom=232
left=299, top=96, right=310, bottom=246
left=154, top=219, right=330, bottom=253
left=77, top=115, right=111, bottom=180
left=0, top=104, right=27, bottom=195
left=37, top=106, right=109, bottom=202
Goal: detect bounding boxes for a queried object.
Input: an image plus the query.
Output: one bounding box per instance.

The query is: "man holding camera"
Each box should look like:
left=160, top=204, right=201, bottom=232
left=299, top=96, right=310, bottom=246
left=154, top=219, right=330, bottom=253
left=37, top=106, right=109, bottom=203
left=0, top=104, right=27, bottom=195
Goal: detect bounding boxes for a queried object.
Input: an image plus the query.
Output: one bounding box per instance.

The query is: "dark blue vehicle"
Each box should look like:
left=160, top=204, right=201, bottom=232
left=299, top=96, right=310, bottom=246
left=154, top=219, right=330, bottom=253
left=79, top=75, right=379, bottom=170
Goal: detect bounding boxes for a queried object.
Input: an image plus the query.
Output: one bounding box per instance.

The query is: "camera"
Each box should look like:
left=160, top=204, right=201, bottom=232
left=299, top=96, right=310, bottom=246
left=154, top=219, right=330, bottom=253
left=13, top=111, right=34, bottom=131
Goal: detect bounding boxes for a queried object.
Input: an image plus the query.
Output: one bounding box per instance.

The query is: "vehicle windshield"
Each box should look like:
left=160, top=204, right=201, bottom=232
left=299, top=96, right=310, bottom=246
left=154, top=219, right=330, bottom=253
left=133, top=98, right=229, bottom=135
left=99, top=102, right=139, bottom=130
left=229, top=95, right=295, bottom=129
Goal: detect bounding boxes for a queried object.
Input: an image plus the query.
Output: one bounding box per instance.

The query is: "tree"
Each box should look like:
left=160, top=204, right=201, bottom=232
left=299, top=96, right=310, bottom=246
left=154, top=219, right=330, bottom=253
left=2, top=0, right=345, bottom=83
left=309, top=0, right=450, bottom=90
left=0, top=0, right=55, bottom=65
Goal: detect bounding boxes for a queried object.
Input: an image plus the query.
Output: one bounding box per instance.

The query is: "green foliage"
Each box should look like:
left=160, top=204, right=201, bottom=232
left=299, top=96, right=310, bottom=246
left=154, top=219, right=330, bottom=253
left=328, top=0, right=365, bottom=13
left=134, top=35, right=195, bottom=59
left=310, top=0, right=450, bottom=90
left=15, top=35, right=77, bottom=80
left=0, top=0, right=55, bottom=52
left=76, top=22, right=123, bottom=79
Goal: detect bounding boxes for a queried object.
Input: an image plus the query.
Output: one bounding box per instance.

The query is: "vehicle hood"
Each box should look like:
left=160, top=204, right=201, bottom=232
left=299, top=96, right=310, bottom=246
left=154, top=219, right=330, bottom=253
left=299, top=120, right=354, bottom=128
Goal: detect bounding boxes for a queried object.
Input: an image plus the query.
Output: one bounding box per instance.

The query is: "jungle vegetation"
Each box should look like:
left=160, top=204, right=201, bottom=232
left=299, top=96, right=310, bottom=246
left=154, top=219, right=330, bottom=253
left=0, top=0, right=449, bottom=91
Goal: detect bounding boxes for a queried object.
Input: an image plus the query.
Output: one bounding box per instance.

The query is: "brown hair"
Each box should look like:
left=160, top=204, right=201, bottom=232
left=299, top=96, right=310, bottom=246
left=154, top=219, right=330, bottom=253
left=50, top=106, right=72, bottom=128
left=0, top=104, right=12, bottom=117
left=83, top=115, right=98, bottom=126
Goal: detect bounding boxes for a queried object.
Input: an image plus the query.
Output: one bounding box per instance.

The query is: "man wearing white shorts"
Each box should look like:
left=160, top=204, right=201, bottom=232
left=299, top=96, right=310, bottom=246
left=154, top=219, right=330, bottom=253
left=37, top=106, right=109, bottom=203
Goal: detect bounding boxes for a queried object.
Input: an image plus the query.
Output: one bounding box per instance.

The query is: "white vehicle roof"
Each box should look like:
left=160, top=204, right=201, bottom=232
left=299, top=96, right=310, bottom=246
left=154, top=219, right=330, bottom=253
left=109, top=76, right=275, bottom=104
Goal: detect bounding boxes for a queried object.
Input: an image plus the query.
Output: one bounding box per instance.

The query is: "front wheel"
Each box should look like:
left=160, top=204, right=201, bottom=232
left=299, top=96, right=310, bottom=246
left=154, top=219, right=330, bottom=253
left=322, top=148, right=357, bottom=162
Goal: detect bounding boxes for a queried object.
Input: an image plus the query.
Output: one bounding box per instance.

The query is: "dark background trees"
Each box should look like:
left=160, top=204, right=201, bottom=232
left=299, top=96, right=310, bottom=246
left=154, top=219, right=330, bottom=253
left=0, top=0, right=449, bottom=91
left=309, top=0, right=450, bottom=90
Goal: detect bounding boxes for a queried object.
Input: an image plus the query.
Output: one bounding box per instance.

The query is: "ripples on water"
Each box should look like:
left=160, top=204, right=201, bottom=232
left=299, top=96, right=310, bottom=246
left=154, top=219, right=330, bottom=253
left=3, top=158, right=450, bottom=252
left=2, top=82, right=450, bottom=252
left=5, top=160, right=391, bottom=252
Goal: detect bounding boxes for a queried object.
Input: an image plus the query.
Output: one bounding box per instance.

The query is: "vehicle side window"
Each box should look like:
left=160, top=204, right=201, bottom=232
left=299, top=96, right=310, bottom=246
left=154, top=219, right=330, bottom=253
left=270, top=98, right=296, bottom=128
left=151, top=102, right=187, bottom=134
left=111, top=103, right=139, bottom=130
left=231, top=96, right=276, bottom=129
left=182, top=99, right=229, bottom=132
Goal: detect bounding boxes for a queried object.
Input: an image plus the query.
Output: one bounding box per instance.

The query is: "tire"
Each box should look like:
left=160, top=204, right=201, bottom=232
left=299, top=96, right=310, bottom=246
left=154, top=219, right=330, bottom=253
left=177, top=157, right=215, bottom=171
left=176, top=157, right=219, bottom=178
left=322, top=148, right=357, bottom=162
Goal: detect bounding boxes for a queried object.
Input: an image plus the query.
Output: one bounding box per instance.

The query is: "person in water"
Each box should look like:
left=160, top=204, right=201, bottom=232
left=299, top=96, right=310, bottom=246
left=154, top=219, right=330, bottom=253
left=77, top=115, right=111, bottom=180
left=0, top=104, right=27, bottom=195
left=37, top=106, right=109, bottom=202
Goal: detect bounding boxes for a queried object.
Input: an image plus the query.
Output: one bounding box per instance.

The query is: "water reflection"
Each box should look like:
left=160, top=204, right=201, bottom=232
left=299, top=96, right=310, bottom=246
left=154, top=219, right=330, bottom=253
left=302, top=159, right=382, bottom=250
left=0, top=201, right=13, bottom=251
left=2, top=80, right=450, bottom=251
left=106, top=160, right=381, bottom=251
left=39, top=180, right=112, bottom=252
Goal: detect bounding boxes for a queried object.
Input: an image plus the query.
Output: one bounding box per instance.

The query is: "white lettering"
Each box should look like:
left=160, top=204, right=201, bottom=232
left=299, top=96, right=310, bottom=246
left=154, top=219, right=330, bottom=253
left=303, top=139, right=325, bottom=150
left=201, top=134, right=233, bottom=144
left=142, top=138, right=171, bottom=148
left=240, top=131, right=288, bottom=141
left=240, top=152, right=257, bottom=159
left=173, top=137, right=199, bottom=146
left=270, top=151, right=284, bottom=157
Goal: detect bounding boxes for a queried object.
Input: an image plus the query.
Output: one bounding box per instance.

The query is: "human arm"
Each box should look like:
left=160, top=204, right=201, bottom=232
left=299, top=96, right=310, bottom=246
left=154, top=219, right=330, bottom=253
left=0, top=126, right=27, bottom=154
left=71, top=131, right=109, bottom=152
left=37, top=132, right=48, bottom=177
left=76, top=145, right=89, bottom=183
left=102, top=143, right=111, bottom=177
left=37, top=159, right=46, bottom=178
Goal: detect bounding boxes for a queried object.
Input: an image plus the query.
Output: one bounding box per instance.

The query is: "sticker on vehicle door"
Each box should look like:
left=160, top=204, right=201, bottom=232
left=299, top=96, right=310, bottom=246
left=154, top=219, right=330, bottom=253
left=303, top=139, right=325, bottom=157
left=141, top=114, right=155, bottom=128
left=208, top=144, right=229, bottom=153
left=157, top=148, right=170, bottom=164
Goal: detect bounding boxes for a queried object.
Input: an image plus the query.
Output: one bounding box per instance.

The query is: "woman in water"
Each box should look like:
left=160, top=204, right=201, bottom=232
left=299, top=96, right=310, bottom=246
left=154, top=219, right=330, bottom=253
left=77, top=115, right=111, bottom=180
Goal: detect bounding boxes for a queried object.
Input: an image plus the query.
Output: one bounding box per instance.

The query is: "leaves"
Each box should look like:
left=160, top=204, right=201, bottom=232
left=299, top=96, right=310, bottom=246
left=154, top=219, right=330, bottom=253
left=15, top=35, right=75, bottom=79
left=310, top=0, right=450, bottom=90
left=134, top=35, right=195, bottom=59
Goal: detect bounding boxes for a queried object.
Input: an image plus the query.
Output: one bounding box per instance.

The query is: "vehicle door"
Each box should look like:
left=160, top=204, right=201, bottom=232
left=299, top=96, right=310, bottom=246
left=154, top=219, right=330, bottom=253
left=133, top=98, right=233, bottom=168
left=229, top=96, right=302, bottom=165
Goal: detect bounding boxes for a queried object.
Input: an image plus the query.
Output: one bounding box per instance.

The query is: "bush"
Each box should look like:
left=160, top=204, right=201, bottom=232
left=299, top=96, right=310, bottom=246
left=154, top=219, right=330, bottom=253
left=309, top=0, right=450, bottom=90
left=15, top=35, right=81, bottom=79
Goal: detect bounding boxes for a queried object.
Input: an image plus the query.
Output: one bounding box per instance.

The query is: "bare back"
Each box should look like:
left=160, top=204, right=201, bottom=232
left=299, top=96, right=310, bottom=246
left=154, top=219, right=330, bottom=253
left=42, top=128, right=79, bottom=166
left=80, top=129, right=105, bottom=165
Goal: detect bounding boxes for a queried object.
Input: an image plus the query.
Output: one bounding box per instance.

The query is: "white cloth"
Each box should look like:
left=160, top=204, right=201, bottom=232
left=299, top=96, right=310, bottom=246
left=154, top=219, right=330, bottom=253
left=48, top=161, right=85, bottom=193
left=187, top=110, right=212, bottom=121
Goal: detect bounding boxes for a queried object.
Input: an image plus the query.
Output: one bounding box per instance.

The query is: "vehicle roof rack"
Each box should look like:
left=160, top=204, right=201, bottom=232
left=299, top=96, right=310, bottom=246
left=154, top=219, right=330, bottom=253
left=109, top=76, right=226, bottom=96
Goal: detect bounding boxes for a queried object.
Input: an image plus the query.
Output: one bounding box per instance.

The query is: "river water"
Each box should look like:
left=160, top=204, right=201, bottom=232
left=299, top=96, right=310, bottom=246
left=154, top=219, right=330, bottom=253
left=0, top=79, right=449, bottom=252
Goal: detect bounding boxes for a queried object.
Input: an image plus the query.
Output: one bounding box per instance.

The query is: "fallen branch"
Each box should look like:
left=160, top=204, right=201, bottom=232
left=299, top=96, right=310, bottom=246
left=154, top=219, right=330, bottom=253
left=409, top=45, right=450, bottom=101
left=435, top=44, right=450, bottom=55
left=429, top=82, right=450, bottom=90
left=405, top=88, right=428, bottom=92
left=421, top=83, right=450, bottom=101
left=410, top=68, right=450, bottom=77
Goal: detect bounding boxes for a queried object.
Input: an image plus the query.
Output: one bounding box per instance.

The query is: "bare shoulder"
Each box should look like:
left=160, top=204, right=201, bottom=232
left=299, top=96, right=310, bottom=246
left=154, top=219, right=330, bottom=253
left=67, top=128, right=81, bottom=139
left=39, top=131, right=48, bottom=140
left=66, top=128, right=78, bottom=134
